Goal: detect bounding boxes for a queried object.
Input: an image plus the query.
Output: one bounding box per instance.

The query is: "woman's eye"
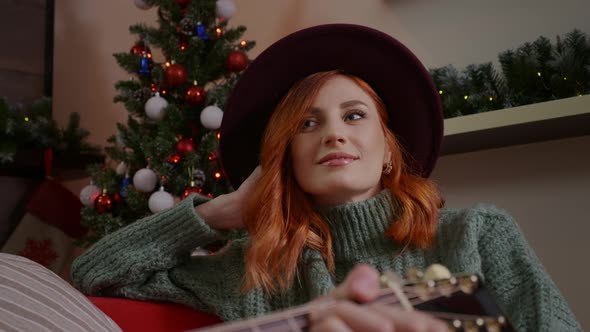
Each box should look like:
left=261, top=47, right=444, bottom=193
left=302, top=119, right=318, bottom=129
left=345, top=111, right=366, bottom=121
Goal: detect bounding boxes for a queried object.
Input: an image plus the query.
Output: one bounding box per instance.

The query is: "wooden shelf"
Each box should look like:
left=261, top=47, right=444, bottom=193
left=442, top=95, right=590, bottom=155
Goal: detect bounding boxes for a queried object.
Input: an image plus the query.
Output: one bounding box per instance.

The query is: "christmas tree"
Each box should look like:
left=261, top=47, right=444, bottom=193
left=78, top=0, right=255, bottom=246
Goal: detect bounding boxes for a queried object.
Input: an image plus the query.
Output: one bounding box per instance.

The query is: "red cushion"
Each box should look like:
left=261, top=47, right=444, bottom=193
left=88, top=297, right=222, bottom=332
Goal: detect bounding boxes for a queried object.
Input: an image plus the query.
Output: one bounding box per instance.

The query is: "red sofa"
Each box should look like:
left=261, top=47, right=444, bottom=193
left=88, top=297, right=223, bottom=332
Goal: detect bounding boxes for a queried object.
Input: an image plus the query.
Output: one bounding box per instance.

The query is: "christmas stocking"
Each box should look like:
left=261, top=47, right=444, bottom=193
left=1, top=178, right=86, bottom=281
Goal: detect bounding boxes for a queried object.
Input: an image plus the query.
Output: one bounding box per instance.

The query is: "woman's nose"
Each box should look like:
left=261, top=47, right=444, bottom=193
left=320, top=122, right=347, bottom=146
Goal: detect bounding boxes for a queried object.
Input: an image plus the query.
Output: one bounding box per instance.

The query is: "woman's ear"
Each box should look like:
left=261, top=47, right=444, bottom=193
left=383, top=147, right=392, bottom=164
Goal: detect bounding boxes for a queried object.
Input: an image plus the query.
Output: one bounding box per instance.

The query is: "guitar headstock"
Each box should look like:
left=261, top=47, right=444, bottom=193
left=190, top=265, right=515, bottom=332
left=379, top=264, right=514, bottom=332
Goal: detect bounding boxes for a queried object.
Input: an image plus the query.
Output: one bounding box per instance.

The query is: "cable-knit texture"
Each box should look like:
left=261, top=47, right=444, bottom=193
left=71, top=191, right=581, bottom=331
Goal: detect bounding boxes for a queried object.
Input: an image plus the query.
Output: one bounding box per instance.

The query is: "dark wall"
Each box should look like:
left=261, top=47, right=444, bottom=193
left=0, top=0, right=53, bottom=104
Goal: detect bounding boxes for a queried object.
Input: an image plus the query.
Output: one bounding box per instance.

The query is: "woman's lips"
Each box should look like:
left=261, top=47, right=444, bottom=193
left=317, top=152, right=359, bottom=166
left=320, top=158, right=356, bottom=166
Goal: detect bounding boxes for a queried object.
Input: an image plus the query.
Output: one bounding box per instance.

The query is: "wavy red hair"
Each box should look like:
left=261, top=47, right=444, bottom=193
left=242, top=70, right=443, bottom=294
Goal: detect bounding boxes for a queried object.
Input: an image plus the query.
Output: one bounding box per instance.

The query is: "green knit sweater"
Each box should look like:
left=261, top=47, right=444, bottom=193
left=72, top=191, right=581, bottom=331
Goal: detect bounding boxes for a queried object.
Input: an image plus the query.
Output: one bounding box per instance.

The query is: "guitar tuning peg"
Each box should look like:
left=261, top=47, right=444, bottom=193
left=485, top=316, right=506, bottom=332
left=437, top=276, right=458, bottom=297
left=458, top=275, right=479, bottom=294
left=450, top=319, right=462, bottom=331
left=405, top=268, right=424, bottom=282
left=462, top=321, right=479, bottom=332
left=423, top=263, right=451, bottom=281
left=485, top=321, right=501, bottom=332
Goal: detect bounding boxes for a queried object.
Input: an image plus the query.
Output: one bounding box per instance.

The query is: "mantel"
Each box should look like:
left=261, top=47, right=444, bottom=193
left=441, top=95, right=590, bottom=155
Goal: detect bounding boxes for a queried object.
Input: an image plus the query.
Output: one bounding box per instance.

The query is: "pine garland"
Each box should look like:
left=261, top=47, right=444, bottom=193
left=430, top=29, right=590, bottom=118
left=0, top=97, right=99, bottom=164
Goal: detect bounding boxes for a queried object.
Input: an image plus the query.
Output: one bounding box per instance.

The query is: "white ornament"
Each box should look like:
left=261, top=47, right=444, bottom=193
left=116, top=162, right=128, bottom=176
left=134, top=0, right=152, bottom=10
left=148, top=186, right=175, bottom=213
left=200, top=105, right=224, bottom=129
left=216, top=0, right=236, bottom=19
left=133, top=168, right=157, bottom=192
left=145, top=92, right=168, bottom=121
left=80, top=183, right=101, bottom=207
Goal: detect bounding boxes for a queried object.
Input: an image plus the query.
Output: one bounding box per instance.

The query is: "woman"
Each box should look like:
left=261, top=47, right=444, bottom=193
left=72, top=24, right=581, bottom=331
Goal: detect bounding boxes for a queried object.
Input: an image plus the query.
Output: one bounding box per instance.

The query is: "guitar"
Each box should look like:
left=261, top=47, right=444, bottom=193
left=188, top=264, right=514, bottom=332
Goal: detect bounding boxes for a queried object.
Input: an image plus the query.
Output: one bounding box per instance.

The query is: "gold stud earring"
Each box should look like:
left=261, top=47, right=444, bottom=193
left=382, top=159, right=393, bottom=175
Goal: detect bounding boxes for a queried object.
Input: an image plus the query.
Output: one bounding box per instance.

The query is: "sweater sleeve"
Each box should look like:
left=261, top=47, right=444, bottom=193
left=472, top=205, right=581, bottom=332
left=71, top=194, right=223, bottom=303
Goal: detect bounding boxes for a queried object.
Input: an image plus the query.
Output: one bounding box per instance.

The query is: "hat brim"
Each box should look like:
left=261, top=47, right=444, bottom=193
left=220, top=24, right=443, bottom=189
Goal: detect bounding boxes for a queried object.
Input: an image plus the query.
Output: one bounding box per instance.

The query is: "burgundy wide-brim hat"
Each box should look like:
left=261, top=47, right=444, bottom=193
left=220, top=24, right=443, bottom=189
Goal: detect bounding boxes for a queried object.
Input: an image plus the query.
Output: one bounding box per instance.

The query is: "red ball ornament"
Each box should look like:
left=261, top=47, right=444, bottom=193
left=165, top=63, right=187, bottom=87
left=176, top=138, right=196, bottom=156
left=176, top=0, right=191, bottom=7
left=95, top=192, right=114, bottom=214
left=167, top=154, right=181, bottom=164
left=130, top=41, right=151, bottom=56
left=185, top=85, right=206, bottom=106
left=181, top=183, right=202, bottom=200
left=225, top=51, right=249, bottom=72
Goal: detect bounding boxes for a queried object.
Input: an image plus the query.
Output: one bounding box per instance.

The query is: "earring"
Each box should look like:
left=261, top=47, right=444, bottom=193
left=382, top=159, right=393, bottom=175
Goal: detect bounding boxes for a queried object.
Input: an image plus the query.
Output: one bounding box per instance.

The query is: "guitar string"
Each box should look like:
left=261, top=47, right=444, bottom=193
left=192, top=285, right=469, bottom=332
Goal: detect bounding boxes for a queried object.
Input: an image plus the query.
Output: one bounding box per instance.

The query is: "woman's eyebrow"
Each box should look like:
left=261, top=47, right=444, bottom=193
left=309, top=100, right=368, bottom=114
left=340, top=100, right=368, bottom=108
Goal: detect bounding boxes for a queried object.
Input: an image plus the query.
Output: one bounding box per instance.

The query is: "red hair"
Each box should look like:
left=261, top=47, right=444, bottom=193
left=242, top=70, right=443, bottom=294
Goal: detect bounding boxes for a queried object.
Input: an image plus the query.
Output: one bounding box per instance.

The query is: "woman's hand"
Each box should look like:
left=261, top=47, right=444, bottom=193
left=195, top=166, right=262, bottom=230
left=309, top=264, right=447, bottom=332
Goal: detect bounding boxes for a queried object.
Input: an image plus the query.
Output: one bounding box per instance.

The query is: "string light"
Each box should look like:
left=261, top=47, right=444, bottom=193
left=489, top=97, right=493, bottom=101
left=563, top=77, right=567, bottom=81
left=24, top=117, right=30, bottom=122
left=165, top=61, right=171, bottom=67
left=216, top=132, right=221, bottom=140
left=215, top=27, right=223, bottom=37
left=438, top=90, right=443, bottom=95
left=214, top=172, right=222, bottom=179
left=464, top=95, right=469, bottom=100
left=537, top=72, right=542, bottom=77
left=240, top=40, right=247, bottom=48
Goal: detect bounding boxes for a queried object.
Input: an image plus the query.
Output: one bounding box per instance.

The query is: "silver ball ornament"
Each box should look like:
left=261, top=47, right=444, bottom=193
left=80, top=184, right=101, bottom=207
left=145, top=92, right=168, bottom=121
left=133, top=168, right=157, bottom=192
left=148, top=186, right=175, bottom=213
left=216, top=0, right=236, bottom=19
left=200, top=105, right=223, bottom=130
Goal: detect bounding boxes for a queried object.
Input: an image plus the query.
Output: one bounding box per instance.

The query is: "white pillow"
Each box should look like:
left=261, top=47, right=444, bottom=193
left=0, top=253, right=122, bottom=331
